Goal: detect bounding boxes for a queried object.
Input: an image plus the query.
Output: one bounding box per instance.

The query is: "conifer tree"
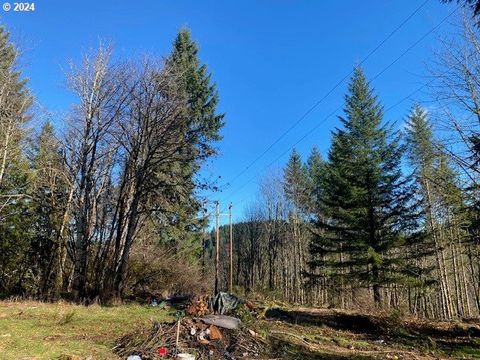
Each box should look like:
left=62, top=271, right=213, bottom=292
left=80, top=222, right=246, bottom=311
left=167, top=28, right=224, bottom=153
left=30, top=122, right=69, bottom=298
left=0, top=25, right=32, bottom=200
left=306, top=145, right=324, bottom=214
left=284, top=148, right=309, bottom=214
left=283, top=149, right=310, bottom=302
left=0, top=25, right=33, bottom=296
left=310, top=67, right=418, bottom=306
left=156, top=29, right=224, bottom=250
left=406, top=105, right=470, bottom=317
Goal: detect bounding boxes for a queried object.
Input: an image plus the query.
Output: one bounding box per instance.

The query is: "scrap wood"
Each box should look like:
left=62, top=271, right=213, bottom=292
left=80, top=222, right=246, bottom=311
left=186, top=295, right=211, bottom=317
left=208, top=325, right=223, bottom=340
left=114, top=317, right=266, bottom=360
left=200, top=314, right=241, bottom=329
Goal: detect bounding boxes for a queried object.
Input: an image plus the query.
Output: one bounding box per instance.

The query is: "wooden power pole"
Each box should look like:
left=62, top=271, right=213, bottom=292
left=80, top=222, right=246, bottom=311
left=228, top=203, right=233, bottom=293
left=215, top=201, right=220, bottom=295
left=201, top=200, right=207, bottom=274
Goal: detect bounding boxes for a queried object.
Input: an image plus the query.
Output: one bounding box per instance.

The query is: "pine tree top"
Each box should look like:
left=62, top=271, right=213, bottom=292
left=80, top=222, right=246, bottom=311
left=340, top=67, right=384, bottom=142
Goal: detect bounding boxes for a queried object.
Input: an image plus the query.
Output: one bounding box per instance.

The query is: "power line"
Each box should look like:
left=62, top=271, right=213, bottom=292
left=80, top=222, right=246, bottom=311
left=220, top=0, right=430, bottom=191
left=221, top=83, right=436, bottom=212
left=217, top=6, right=458, bottom=214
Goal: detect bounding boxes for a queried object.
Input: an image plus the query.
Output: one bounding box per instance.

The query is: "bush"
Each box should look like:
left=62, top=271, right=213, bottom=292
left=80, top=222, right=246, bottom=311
left=124, top=240, right=208, bottom=301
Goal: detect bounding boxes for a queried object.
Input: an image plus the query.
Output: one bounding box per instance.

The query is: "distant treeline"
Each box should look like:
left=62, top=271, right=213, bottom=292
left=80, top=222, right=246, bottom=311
left=216, top=19, right=480, bottom=319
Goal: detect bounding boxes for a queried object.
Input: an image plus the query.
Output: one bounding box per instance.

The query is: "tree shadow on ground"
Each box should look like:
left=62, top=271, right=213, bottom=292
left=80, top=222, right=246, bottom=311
left=265, top=307, right=480, bottom=357
left=269, top=334, right=377, bottom=360
left=265, top=308, right=384, bottom=335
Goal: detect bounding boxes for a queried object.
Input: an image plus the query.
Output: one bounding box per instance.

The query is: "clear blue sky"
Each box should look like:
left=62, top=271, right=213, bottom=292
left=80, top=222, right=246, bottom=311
left=1, top=0, right=457, bottom=222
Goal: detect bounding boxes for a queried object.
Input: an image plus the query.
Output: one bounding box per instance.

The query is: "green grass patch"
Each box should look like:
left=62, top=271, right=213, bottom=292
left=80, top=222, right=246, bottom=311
left=0, top=300, right=173, bottom=359
left=453, top=346, right=480, bottom=358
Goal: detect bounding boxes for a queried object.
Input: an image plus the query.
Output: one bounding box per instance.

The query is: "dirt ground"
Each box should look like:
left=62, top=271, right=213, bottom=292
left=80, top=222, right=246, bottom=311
left=2, top=300, right=480, bottom=359
left=259, top=307, right=480, bottom=359
left=115, top=303, right=480, bottom=359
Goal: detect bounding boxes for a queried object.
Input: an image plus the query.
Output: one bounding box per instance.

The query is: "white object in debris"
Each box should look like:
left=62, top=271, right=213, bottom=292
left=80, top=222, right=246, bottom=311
left=127, top=356, right=142, bottom=360
left=200, top=315, right=241, bottom=329
left=177, top=354, right=195, bottom=360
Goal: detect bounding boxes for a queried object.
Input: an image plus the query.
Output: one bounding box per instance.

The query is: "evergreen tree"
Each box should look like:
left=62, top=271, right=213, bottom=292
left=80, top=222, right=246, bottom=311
left=283, top=148, right=309, bottom=214
left=283, top=149, right=310, bottom=302
left=154, top=29, right=224, bottom=250
left=406, top=105, right=470, bottom=317
left=30, top=122, right=69, bottom=298
left=310, top=67, right=418, bottom=306
left=167, top=28, right=224, bottom=153
left=0, top=25, right=32, bottom=197
left=0, top=25, right=33, bottom=297
left=306, top=145, right=325, bottom=214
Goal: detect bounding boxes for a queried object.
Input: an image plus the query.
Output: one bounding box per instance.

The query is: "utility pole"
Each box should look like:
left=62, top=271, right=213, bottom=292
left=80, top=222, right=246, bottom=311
left=228, top=203, right=233, bottom=293
left=215, top=201, right=220, bottom=295
left=201, top=200, right=207, bottom=274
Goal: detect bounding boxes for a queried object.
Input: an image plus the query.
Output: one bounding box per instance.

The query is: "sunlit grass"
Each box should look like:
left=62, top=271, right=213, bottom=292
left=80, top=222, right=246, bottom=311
left=0, top=300, right=173, bottom=359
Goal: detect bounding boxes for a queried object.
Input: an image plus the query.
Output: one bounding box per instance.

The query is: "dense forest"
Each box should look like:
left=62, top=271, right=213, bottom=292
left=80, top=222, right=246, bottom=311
left=0, top=27, right=223, bottom=302
left=215, top=19, right=480, bottom=320
left=1, top=1, right=480, bottom=323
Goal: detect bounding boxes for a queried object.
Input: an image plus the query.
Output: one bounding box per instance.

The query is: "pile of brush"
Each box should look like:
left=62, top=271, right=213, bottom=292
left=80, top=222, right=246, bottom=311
left=114, top=317, right=266, bottom=359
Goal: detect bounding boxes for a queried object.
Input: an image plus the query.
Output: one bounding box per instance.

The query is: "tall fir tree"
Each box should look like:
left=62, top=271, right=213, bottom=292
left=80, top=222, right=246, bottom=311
left=30, top=122, right=70, bottom=298
left=306, top=145, right=325, bottom=214
left=310, top=67, right=418, bottom=306
left=283, top=149, right=310, bottom=302
left=406, top=105, right=470, bottom=318
left=0, top=25, right=33, bottom=296
left=284, top=148, right=309, bottom=214
left=151, top=29, right=224, bottom=250
left=0, top=25, right=32, bottom=196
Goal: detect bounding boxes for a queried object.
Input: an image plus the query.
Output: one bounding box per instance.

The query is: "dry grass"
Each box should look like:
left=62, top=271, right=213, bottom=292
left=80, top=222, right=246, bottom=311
left=2, top=300, right=480, bottom=359
left=0, top=300, right=173, bottom=359
left=262, top=306, right=480, bottom=359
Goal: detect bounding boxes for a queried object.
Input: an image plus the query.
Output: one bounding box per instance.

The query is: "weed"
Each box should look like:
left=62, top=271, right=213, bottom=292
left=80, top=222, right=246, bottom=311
left=58, top=310, right=75, bottom=325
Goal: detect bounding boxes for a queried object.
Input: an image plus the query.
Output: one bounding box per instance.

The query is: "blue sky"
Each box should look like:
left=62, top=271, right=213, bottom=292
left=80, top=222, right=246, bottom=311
left=1, top=0, right=457, bottom=222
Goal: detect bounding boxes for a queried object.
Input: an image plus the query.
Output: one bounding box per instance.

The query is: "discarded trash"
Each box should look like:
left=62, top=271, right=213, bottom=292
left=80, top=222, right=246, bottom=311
left=186, top=295, right=210, bottom=316
left=175, top=310, right=185, bottom=350
left=211, top=292, right=243, bottom=314
left=198, top=329, right=207, bottom=342
left=127, top=356, right=142, bottom=360
left=208, top=325, right=223, bottom=340
left=157, top=346, right=167, bottom=357
left=200, top=314, right=241, bottom=329
left=115, top=318, right=264, bottom=359
left=176, top=353, right=195, bottom=360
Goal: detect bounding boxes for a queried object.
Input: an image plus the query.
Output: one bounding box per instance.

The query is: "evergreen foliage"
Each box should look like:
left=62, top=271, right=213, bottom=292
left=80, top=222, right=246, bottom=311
left=310, top=68, right=419, bottom=305
left=0, top=25, right=33, bottom=297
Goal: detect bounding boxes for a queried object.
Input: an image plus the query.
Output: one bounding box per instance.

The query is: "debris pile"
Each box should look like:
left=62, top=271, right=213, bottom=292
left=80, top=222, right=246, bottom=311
left=114, top=316, right=266, bottom=359
left=185, top=295, right=211, bottom=317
